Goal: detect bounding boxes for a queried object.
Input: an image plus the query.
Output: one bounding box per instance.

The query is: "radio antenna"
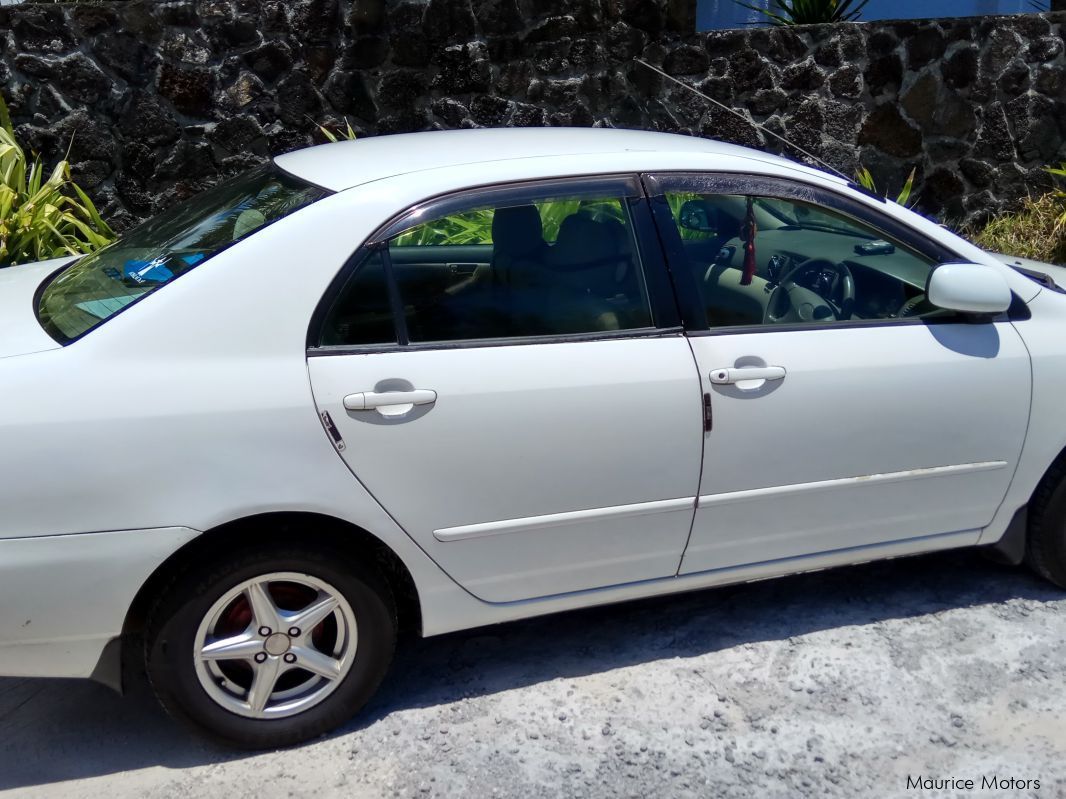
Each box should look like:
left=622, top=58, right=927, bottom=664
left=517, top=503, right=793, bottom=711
left=633, top=58, right=852, bottom=182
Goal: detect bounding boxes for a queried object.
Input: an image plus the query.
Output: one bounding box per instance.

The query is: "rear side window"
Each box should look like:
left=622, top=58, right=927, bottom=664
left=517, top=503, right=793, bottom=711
left=38, top=165, right=328, bottom=343
left=318, top=189, right=655, bottom=346
left=318, top=251, right=395, bottom=347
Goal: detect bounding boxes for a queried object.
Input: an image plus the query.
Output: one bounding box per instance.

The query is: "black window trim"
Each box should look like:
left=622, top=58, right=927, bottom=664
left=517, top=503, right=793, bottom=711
left=370, top=174, right=642, bottom=244
left=308, top=326, right=687, bottom=357
left=306, top=173, right=683, bottom=353
left=642, top=170, right=1026, bottom=335
left=378, top=242, right=409, bottom=346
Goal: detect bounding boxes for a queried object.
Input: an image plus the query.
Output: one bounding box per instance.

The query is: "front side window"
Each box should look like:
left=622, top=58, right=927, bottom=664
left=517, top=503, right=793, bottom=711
left=38, top=165, right=328, bottom=343
left=319, top=187, right=655, bottom=346
left=661, top=189, right=943, bottom=328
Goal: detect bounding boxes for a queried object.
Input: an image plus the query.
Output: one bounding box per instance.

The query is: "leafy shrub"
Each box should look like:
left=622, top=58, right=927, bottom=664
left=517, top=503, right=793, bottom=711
left=969, top=193, right=1066, bottom=266
left=317, top=118, right=358, bottom=143
left=0, top=95, right=114, bottom=267
left=854, top=166, right=916, bottom=207
left=736, top=0, right=869, bottom=25
left=393, top=200, right=624, bottom=246
left=1045, top=163, right=1066, bottom=231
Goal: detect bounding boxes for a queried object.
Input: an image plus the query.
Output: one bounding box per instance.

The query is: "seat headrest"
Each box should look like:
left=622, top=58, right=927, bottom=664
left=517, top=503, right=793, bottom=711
left=548, top=213, right=621, bottom=269
left=492, top=205, right=544, bottom=258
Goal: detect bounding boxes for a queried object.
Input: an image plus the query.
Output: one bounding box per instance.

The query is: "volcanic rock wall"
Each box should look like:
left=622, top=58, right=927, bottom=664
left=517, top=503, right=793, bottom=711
left=1, top=0, right=1063, bottom=226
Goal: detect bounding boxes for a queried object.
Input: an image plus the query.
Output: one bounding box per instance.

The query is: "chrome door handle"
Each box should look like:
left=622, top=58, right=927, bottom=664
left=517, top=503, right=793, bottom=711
left=343, top=389, right=437, bottom=413
left=709, top=366, right=786, bottom=385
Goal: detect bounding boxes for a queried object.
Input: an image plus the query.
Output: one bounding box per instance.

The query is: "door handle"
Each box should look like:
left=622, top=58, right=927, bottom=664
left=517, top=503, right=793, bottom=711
left=447, top=262, right=482, bottom=276
left=709, top=366, right=786, bottom=385
left=343, top=389, right=437, bottom=413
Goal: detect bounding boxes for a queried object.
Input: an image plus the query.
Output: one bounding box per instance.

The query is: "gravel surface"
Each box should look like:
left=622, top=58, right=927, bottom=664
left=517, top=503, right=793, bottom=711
left=1, top=549, right=1064, bottom=798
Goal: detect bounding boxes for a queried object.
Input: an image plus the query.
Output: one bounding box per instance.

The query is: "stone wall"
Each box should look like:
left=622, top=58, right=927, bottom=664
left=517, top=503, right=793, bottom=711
left=1, top=0, right=1064, bottom=229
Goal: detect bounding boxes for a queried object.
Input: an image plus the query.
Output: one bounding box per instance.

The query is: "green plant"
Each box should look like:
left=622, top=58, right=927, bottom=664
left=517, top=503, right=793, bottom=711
left=393, top=199, right=625, bottom=247
left=736, top=0, right=869, bottom=25
left=969, top=192, right=1066, bottom=266
left=317, top=117, right=358, bottom=143
left=854, top=166, right=917, bottom=207
left=394, top=208, right=496, bottom=246
left=1045, top=162, right=1066, bottom=232
left=0, top=95, right=114, bottom=267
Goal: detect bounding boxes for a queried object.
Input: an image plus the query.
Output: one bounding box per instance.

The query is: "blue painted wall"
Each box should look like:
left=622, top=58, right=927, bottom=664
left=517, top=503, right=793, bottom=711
left=697, top=0, right=1046, bottom=30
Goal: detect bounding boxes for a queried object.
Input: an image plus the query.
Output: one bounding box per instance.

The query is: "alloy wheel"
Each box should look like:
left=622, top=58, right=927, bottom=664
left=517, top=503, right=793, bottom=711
left=192, top=572, right=358, bottom=719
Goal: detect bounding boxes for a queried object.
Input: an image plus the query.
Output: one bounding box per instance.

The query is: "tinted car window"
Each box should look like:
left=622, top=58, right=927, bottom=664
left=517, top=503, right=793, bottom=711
left=38, top=166, right=327, bottom=343
left=662, top=191, right=942, bottom=327
left=319, top=190, right=656, bottom=347
left=390, top=194, right=652, bottom=342
left=318, top=251, right=395, bottom=346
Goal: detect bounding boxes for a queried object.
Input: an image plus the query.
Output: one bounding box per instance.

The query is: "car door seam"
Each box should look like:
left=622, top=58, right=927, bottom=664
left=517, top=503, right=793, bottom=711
left=676, top=334, right=708, bottom=576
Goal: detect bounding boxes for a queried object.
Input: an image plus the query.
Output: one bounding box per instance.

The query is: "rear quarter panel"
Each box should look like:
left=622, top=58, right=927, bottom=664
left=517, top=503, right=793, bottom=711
left=0, top=190, right=471, bottom=644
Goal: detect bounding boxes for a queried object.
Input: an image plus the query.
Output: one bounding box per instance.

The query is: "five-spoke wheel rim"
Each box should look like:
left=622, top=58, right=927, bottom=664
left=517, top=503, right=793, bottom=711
left=193, top=572, right=358, bottom=719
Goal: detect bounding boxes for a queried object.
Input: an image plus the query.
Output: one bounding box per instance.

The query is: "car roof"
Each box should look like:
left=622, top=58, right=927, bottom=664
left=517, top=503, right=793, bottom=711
left=273, top=127, right=839, bottom=193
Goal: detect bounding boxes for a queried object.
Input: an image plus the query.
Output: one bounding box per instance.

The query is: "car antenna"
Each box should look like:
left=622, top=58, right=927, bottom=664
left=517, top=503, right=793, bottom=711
left=633, top=58, right=853, bottom=183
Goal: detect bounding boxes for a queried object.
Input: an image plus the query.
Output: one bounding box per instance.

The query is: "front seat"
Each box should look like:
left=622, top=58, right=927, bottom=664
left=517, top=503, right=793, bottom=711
left=491, top=205, right=548, bottom=290
left=442, top=204, right=548, bottom=337
left=544, top=213, right=628, bottom=333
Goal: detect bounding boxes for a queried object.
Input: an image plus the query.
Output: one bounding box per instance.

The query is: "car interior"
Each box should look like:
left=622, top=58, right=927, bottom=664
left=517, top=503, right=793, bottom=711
left=670, top=194, right=947, bottom=327
left=320, top=198, right=655, bottom=346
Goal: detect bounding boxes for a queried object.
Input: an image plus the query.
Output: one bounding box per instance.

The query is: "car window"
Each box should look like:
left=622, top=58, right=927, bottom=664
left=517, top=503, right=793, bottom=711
left=391, top=198, right=628, bottom=248
left=318, top=251, right=395, bottom=346
left=660, top=191, right=943, bottom=328
left=319, top=191, right=654, bottom=346
left=38, top=165, right=328, bottom=343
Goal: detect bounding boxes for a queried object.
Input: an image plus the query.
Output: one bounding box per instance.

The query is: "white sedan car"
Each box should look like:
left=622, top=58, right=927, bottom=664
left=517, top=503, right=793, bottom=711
left=3, top=128, right=1065, bottom=748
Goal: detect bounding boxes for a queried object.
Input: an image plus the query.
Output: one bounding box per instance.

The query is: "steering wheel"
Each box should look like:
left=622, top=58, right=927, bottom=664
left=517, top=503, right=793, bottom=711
left=898, top=294, right=932, bottom=318
left=897, top=293, right=955, bottom=320
left=766, top=257, right=855, bottom=323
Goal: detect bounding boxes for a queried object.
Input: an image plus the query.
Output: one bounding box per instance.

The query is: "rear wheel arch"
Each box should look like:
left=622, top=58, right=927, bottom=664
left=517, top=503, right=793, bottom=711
left=103, top=512, right=422, bottom=691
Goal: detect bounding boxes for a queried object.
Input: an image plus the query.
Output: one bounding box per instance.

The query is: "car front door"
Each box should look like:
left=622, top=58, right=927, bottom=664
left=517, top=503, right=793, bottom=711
left=647, top=172, right=1032, bottom=575
left=307, top=176, right=703, bottom=603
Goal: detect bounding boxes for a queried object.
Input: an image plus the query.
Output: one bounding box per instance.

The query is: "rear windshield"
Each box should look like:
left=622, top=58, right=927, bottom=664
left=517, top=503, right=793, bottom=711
left=37, top=165, right=328, bottom=343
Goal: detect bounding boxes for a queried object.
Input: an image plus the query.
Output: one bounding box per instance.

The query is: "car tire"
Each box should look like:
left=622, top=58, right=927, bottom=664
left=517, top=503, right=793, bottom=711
left=145, top=541, right=396, bottom=749
left=1027, top=462, right=1066, bottom=589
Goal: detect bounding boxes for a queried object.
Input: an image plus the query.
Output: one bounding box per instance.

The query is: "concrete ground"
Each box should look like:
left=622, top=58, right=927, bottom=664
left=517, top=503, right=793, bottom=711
left=1, top=549, right=1064, bottom=798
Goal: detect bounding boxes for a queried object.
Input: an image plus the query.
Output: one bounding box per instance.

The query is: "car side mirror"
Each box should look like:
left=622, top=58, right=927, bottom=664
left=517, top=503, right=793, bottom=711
left=927, top=262, right=1012, bottom=316
left=678, top=200, right=716, bottom=234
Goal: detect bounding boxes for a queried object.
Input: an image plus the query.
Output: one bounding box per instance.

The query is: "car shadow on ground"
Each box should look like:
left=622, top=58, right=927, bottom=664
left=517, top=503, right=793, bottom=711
left=0, top=549, right=1059, bottom=791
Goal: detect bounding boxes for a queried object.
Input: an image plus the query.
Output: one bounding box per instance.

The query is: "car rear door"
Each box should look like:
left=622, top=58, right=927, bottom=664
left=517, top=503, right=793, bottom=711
left=307, top=176, right=703, bottom=602
left=646, top=172, right=1032, bottom=575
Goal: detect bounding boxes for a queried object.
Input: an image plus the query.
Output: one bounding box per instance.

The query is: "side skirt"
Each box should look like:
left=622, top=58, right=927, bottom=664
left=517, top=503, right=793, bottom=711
left=422, top=528, right=981, bottom=637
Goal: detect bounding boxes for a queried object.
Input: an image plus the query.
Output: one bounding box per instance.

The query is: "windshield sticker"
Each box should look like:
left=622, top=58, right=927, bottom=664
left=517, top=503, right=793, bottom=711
left=122, top=259, right=174, bottom=285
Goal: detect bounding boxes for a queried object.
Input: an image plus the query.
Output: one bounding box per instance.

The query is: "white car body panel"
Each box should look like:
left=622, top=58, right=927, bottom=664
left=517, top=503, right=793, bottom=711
left=417, top=528, right=982, bottom=635
left=683, top=322, right=1031, bottom=572
left=274, top=127, right=829, bottom=194
left=0, top=129, right=1061, bottom=681
left=979, top=286, right=1066, bottom=544
left=0, top=527, right=198, bottom=677
left=307, top=337, right=702, bottom=602
left=0, top=257, right=69, bottom=359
